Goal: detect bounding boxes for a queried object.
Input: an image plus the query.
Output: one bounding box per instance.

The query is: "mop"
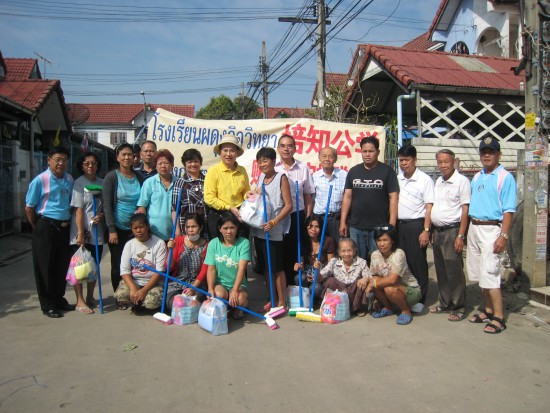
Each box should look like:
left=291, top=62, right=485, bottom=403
left=153, top=188, right=183, bottom=324
left=84, top=185, right=104, bottom=314
left=289, top=181, right=308, bottom=316
left=262, top=183, right=286, bottom=319
left=296, top=184, right=333, bottom=323
left=130, top=260, right=278, bottom=330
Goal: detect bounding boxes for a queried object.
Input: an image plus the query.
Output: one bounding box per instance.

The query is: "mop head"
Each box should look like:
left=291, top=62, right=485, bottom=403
left=266, top=306, right=286, bottom=319
left=288, top=307, right=309, bottom=317
left=84, top=184, right=103, bottom=194
left=265, top=316, right=279, bottom=330
left=296, top=311, right=322, bottom=323
left=153, top=312, right=173, bottom=325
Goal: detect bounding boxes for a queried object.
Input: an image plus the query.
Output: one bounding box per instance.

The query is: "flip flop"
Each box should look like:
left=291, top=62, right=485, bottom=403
left=86, top=298, right=99, bottom=308
left=372, top=308, right=394, bottom=318
left=76, top=305, right=94, bottom=315
left=263, top=302, right=272, bottom=312
left=396, top=313, right=413, bottom=325
left=232, top=309, right=244, bottom=320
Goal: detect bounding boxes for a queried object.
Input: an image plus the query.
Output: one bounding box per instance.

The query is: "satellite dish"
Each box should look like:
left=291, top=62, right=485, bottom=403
left=67, top=104, right=90, bottom=126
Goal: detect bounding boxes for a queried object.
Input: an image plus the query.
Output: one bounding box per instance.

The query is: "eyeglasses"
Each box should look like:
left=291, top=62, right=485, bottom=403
left=83, top=162, right=98, bottom=167
left=50, top=157, right=68, bottom=164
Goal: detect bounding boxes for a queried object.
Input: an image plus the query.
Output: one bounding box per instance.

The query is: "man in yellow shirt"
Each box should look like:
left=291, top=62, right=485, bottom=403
left=204, top=135, right=250, bottom=238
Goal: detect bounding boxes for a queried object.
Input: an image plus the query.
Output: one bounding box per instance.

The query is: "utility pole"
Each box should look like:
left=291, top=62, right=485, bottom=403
left=522, top=0, right=548, bottom=288
left=279, top=0, right=331, bottom=118
left=248, top=42, right=279, bottom=119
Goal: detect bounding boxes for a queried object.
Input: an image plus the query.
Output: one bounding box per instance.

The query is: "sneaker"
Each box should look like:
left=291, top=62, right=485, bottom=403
left=410, top=303, right=424, bottom=313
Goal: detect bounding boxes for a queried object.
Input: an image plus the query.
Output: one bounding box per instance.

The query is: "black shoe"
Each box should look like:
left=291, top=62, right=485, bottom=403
left=56, top=303, right=76, bottom=311
left=43, top=309, right=64, bottom=318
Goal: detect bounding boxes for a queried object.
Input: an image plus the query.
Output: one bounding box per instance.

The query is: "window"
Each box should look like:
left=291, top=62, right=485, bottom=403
left=110, top=132, right=127, bottom=146
left=86, top=132, right=98, bottom=142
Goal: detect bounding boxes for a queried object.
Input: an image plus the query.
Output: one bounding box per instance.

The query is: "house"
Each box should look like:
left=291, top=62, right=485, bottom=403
left=70, top=103, right=195, bottom=148
left=337, top=0, right=524, bottom=174
left=0, top=52, right=114, bottom=235
left=258, top=106, right=310, bottom=119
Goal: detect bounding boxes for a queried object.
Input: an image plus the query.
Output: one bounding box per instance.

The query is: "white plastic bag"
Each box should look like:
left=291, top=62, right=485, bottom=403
left=320, top=289, right=350, bottom=324
left=171, top=294, right=200, bottom=326
left=286, top=285, right=310, bottom=309
left=198, top=299, right=228, bottom=336
left=65, top=247, right=97, bottom=286
left=239, top=194, right=273, bottom=229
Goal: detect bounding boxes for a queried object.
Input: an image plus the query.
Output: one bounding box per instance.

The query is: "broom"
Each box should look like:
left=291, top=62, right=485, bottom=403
left=295, top=185, right=333, bottom=321
left=84, top=184, right=104, bottom=314
left=131, top=260, right=278, bottom=329
left=288, top=180, right=308, bottom=316
left=153, top=187, right=183, bottom=324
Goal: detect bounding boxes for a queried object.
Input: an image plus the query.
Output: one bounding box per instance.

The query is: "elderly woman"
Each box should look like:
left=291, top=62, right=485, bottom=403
left=103, top=143, right=144, bottom=298
left=137, top=149, right=176, bottom=241
left=316, top=238, right=371, bottom=316
left=172, top=148, right=208, bottom=238
left=205, top=212, right=250, bottom=320
left=367, top=225, right=421, bottom=325
left=204, top=135, right=250, bottom=239
left=69, top=151, right=105, bottom=314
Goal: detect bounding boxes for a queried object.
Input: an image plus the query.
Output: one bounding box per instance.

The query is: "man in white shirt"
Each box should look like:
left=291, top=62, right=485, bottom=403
left=312, top=147, right=347, bottom=244
left=397, top=145, right=434, bottom=311
left=430, top=149, right=470, bottom=321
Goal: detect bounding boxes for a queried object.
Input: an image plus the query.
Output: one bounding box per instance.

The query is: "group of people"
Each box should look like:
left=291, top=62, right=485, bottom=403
left=25, top=132, right=516, bottom=334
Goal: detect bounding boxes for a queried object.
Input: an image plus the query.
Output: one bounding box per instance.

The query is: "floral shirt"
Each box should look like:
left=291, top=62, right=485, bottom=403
left=320, top=257, right=371, bottom=285
left=369, top=248, right=419, bottom=287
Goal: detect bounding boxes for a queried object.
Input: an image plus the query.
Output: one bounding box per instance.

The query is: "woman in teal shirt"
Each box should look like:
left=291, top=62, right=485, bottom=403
left=137, top=149, right=176, bottom=241
left=205, top=212, right=250, bottom=320
left=103, top=143, right=144, bottom=299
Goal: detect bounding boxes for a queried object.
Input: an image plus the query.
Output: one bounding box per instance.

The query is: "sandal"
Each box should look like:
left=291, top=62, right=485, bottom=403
left=263, top=302, right=272, bottom=312
left=448, top=309, right=466, bottom=322
left=116, top=300, right=129, bottom=311
left=86, top=298, right=98, bottom=308
left=372, top=308, right=394, bottom=318
left=396, top=313, right=413, bottom=325
left=469, top=311, right=493, bottom=323
left=356, top=310, right=367, bottom=317
left=232, top=309, right=244, bottom=320
left=484, top=316, right=507, bottom=334
left=76, top=305, right=94, bottom=315
left=430, top=305, right=448, bottom=314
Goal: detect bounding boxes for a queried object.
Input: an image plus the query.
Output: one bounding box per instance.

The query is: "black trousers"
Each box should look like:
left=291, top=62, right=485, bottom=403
left=32, top=218, right=71, bottom=311
left=397, top=220, right=429, bottom=303
left=108, top=227, right=132, bottom=293
left=282, top=210, right=306, bottom=286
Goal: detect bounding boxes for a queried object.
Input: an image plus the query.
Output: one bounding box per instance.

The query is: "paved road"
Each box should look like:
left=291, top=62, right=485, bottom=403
left=1, top=234, right=549, bottom=412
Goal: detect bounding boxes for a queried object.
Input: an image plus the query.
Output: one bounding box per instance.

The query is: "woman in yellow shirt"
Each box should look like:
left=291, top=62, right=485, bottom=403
left=204, top=135, right=251, bottom=239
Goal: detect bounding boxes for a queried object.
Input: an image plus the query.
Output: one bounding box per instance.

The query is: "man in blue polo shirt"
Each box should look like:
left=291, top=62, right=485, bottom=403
left=466, top=137, right=516, bottom=334
left=25, top=146, right=75, bottom=318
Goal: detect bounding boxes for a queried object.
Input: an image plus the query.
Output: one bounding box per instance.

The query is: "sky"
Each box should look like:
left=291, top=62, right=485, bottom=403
left=0, top=0, right=442, bottom=111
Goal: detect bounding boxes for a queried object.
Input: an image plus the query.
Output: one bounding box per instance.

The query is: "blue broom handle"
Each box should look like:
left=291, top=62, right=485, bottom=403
left=160, top=186, right=183, bottom=314
left=309, top=184, right=332, bottom=311
left=295, top=180, right=303, bottom=307
left=132, top=260, right=269, bottom=321
left=262, top=183, right=276, bottom=308
left=91, top=195, right=104, bottom=314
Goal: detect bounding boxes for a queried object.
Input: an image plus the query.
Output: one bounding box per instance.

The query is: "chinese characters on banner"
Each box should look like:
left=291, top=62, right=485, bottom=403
left=148, top=108, right=386, bottom=183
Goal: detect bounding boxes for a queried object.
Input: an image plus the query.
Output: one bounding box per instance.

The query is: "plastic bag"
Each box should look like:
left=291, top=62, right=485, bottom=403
left=198, top=299, right=228, bottom=336
left=171, top=294, right=200, bottom=326
left=320, top=289, right=350, bottom=324
left=65, top=247, right=97, bottom=286
left=239, top=194, right=273, bottom=229
left=286, top=285, right=310, bottom=309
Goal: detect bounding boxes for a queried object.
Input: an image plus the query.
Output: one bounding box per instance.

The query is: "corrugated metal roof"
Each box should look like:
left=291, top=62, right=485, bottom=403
left=364, top=45, right=523, bottom=91
left=78, top=103, right=195, bottom=124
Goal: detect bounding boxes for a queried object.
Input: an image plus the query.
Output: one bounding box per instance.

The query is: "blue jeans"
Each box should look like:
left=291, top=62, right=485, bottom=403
left=349, top=227, right=377, bottom=260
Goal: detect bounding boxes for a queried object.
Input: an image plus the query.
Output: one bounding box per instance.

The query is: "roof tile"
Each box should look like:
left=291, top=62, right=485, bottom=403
left=76, top=103, right=195, bottom=124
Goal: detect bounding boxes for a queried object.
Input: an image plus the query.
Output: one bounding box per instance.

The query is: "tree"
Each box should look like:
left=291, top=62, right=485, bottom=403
left=195, top=94, right=261, bottom=120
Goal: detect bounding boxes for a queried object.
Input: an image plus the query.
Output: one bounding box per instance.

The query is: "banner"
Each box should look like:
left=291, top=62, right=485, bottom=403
left=147, top=108, right=386, bottom=185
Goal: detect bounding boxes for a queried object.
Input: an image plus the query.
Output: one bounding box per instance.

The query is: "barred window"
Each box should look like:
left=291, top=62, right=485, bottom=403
left=110, top=132, right=127, bottom=145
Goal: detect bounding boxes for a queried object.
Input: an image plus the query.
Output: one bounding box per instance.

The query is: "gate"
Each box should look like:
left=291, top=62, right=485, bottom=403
left=0, top=145, right=14, bottom=236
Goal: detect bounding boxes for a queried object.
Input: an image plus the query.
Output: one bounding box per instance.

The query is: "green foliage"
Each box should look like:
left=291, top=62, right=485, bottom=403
left=195, top=94, right=261, bottom=120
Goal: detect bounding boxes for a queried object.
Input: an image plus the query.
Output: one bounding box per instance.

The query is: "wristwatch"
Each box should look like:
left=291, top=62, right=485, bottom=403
left=457, top=234, right=465, bottom=239
left=423, top=227, right=430, bottom=232
left=500, top=232, right=509, bottom=240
